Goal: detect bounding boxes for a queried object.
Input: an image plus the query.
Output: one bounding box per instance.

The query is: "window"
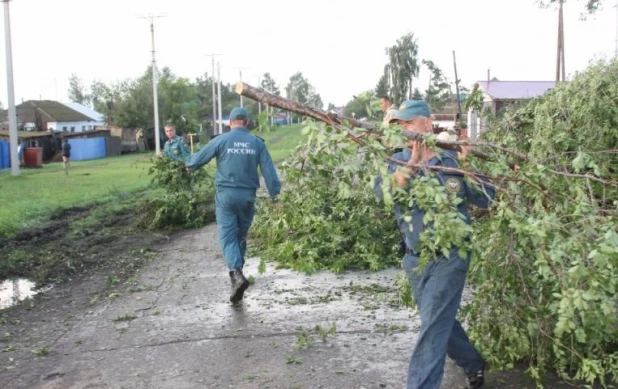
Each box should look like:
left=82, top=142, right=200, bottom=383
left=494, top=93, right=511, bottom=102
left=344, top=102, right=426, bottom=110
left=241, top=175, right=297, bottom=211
left=82, top=125, right=86, bottom=131
left=62, top=126, right=68, bottom=132
left=70, top=126, right=75, bottom=133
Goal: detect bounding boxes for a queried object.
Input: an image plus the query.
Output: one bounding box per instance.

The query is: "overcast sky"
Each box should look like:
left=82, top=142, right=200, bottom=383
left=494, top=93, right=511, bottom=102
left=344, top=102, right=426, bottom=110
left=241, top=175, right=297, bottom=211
left=0, top=0, right=616, bottom=108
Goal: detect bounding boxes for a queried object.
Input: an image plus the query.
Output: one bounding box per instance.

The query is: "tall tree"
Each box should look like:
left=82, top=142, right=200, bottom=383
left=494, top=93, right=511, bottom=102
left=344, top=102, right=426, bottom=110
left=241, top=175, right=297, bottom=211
left=412, top=88, right=423, bottom=100
left=307, top=87, right=323, bottom=110
left=375, top=65, right=390, bottom=97
left=285, top=72, right=311, bottom=104
left=91, top=80, right=126, bottom=125
left=422, top=60, right=452, bottom=112
left=68, top=73, right=90, bottom=106
left=386, top=33, right=420, bottom=103
left=260, top=73, right=280, bottom=95
left=344, top=91, right=373, bottom=119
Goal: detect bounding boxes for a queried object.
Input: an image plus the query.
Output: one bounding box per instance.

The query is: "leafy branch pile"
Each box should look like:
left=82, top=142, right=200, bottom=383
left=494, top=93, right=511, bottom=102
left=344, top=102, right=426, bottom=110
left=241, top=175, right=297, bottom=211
left=250, top=124, right=402, bottom=274
left=249, top=59, right=618, bottom=386
left=138, top=157, right=215, bottom=230
left=463, top=59, right=618, bottom=386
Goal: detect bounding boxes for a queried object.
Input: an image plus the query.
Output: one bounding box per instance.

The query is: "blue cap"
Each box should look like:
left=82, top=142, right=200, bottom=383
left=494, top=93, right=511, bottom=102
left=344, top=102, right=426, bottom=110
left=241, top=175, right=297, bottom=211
left=229, top=107, right=249, bottom=121
left=391, top=100, right=431, bottom=122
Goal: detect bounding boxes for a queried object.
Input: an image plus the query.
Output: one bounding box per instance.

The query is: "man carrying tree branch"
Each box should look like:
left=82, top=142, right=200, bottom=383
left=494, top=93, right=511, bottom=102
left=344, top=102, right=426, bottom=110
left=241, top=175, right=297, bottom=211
left=374, top=100, right=495, bottom=389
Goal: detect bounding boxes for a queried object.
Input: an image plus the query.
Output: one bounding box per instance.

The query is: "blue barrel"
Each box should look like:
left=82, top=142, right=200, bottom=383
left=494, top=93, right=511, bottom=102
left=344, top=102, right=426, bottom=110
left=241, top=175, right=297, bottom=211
left=68, top=137, right=107, bottom=161
left=0, top=140, right=10, bottom=169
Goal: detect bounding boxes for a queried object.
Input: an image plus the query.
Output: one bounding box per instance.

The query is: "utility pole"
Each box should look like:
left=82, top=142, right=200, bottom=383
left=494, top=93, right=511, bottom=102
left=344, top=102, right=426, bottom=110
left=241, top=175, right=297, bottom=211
left=3, top=0, right=19, bottom=176
left=615, top=0, right=618, bottom=59
left=555, top=2, right=565, bottom=82
left=257, top=74, right=261, bottom=118
left=217, top=62, right=223, bottom=134
left=233, top=67, right=248, bottom=107
left=452, top=50, right=462, bottom=120
left=239, top=70, right=243, bottom=107
left=206, top=54, right=221, bottom=136
left=139, top=14, right=165, bottom=155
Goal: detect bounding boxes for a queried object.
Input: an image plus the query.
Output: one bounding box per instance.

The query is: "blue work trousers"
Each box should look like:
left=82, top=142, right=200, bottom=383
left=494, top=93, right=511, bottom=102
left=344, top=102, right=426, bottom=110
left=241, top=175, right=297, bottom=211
left=215, top=188, right=256, bottom=270
left=403, top=250, right=484, bottom=389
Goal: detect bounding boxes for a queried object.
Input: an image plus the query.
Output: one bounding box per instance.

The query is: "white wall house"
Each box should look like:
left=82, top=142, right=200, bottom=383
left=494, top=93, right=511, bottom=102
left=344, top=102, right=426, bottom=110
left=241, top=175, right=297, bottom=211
left=0, top=100, right=105, bottom=133
left=467, top=80, right=555, bottom=140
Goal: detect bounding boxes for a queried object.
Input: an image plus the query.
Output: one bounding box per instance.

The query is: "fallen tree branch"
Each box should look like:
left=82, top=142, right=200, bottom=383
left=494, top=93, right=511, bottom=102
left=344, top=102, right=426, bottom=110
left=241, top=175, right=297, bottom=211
left=236, top=82, right=523, bottom=168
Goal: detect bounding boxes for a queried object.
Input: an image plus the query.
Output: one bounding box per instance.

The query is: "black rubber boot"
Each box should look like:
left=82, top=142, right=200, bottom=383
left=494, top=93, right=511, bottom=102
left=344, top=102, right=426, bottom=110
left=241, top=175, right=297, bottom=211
left=229, top=268, right=249, bottom=304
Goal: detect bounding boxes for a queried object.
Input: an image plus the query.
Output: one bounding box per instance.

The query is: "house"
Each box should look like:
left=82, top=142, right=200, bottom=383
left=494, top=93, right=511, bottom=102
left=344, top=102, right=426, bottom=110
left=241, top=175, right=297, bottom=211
left=430, top=93, right=467, bottom=130
left=467, top=80, right=555, bottom=140
left=0, top=100, right=105, bottom=133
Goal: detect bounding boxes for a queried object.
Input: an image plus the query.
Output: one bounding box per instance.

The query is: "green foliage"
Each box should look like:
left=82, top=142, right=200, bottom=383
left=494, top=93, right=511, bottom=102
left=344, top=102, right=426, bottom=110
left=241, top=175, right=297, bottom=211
left=249, top=121, right=402, bottom=274
left=386, top=32, right=420, bottom=103
left=295, top=330, right=314, bottom=349
left=30, top=347, right=50, bottom=357
left=87, top=67, right=275, bottom=132
left=460, top=58, right=618, bottom=387
left=463, top=83, right=484, bottom=113
left=343, top=91, right=375, bottom=120
left=252, top=59, right=618, bottom=387
left=261, top=72, right=281, bottom=96
left=412, top=88, right=423, bottom=100
left=315, top=323, right=337, bottom=342
left=422, top=60, right=452, bottom=112
left=67, top=73, right=90, bottom=106
left=286, top=72, right=323, bottom=113
left=375, top=65, right=390, bottom=97
left=138, top=157, right=215, bottom=230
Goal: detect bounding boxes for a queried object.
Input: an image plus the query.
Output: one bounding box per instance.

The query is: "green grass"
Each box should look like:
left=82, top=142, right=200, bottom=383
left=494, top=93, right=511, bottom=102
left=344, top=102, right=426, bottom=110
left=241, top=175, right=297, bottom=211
left=0, top=154, right=155, bottom=237
left=0, top=125, right=306, bottom=237
left=254, top=124, right=307, bottom=162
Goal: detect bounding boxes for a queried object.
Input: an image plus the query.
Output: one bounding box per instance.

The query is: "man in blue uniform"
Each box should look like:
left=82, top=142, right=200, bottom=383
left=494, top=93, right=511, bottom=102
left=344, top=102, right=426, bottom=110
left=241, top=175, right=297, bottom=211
left=162, top=124, right=190, bottom=160
left=186, top=107, right=281, bottom=303
left=374, top=100, right=495, bottom=389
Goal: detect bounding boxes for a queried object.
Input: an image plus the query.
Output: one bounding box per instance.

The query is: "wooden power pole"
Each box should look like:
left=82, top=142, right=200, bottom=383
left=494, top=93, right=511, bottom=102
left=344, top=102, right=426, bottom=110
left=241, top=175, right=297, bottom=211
left=555, top=2, right=566, bottom=82
left=452, top=50, right=462, bottom=120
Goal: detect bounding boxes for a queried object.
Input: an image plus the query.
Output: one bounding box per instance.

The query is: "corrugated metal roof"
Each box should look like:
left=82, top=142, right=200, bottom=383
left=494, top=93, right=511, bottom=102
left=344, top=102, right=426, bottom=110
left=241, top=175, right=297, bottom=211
left=478, top=81, right=555, bottom=100
left=0, top=100, right=94, bottom=123
left=63, top=102, right=105, bottom=122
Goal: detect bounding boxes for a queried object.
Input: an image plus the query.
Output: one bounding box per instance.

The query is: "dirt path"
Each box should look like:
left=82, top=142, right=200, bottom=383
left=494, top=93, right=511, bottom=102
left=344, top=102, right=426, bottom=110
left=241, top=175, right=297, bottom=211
left=0, top=223, right=585, bottom=389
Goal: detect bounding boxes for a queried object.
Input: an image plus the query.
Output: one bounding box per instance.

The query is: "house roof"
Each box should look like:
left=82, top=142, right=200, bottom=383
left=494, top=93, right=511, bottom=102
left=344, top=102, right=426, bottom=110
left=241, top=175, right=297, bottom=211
left=477, top=81, right=555, bottom=100
left=64, top=102, right=104, bottom=122
left=0, top=100, right=94, bottom=123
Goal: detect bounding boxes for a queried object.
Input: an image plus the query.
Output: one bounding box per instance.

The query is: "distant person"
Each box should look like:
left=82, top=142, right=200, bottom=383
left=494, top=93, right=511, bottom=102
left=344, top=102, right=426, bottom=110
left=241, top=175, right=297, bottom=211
left=61, top=138, right=71, bottom=174
left=379, top=95, right=398, bottom=126
left=186, top=107, right=281, bottom=304
left=160, top=124, right=190, bottom=160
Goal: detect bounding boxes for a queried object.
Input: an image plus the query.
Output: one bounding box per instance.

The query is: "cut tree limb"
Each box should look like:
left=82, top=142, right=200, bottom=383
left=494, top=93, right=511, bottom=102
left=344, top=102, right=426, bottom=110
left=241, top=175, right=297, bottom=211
left=235, top=82, right=375, bottom=131
left=234, top=81, right=521, bottom=167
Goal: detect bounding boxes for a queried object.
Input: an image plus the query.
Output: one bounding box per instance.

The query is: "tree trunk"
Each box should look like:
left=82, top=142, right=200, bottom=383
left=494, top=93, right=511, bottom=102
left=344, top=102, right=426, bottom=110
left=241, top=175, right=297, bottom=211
left=235, top=82, right=514, bottom=166
left=235, top=82, right=374, bottom=131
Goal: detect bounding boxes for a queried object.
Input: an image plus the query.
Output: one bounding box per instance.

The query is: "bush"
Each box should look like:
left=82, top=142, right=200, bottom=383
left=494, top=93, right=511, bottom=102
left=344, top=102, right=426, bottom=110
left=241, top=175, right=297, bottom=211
left=138, top=157, right=215, bottom=230
left=463, top=59, right=618, bottom=386
left=249, top=121, right=401, bottom=274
